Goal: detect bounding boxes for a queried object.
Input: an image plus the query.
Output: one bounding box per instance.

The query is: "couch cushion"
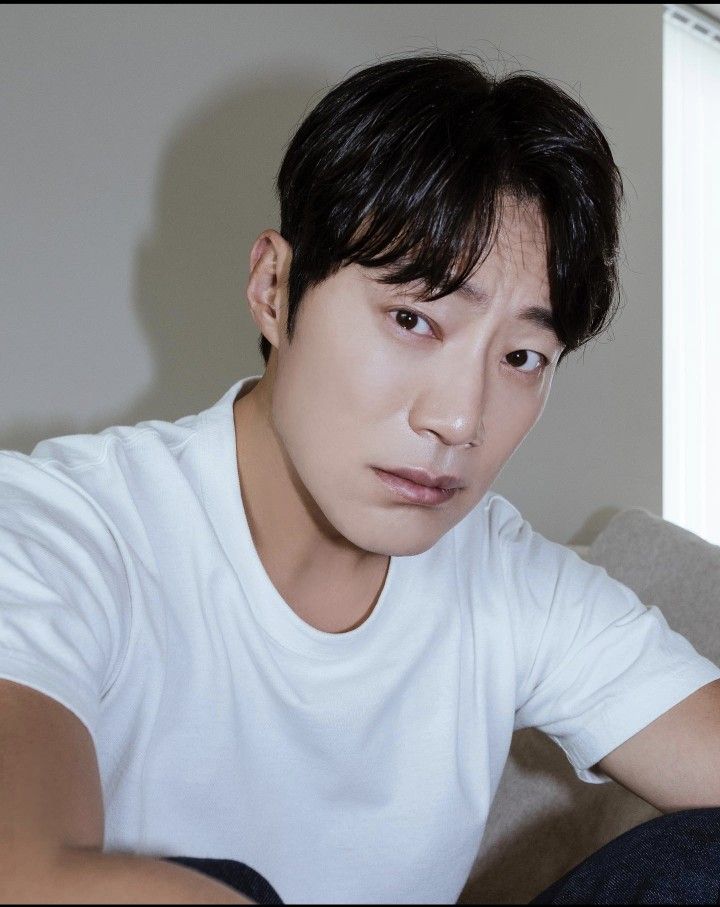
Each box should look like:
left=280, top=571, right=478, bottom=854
left=583, top=508, right=720, bottom=666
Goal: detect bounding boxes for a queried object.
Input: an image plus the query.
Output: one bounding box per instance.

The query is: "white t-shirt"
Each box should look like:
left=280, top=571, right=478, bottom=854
left=1, top=374, right=719, bottom=905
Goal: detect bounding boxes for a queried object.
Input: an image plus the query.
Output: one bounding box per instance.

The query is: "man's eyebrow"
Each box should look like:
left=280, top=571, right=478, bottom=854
left=449, top=282, right=562, bottom=343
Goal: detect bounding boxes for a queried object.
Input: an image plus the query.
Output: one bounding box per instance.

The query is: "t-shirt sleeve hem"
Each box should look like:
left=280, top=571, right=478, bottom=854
left=0, top=651, right=100, bottom=754
left=551, top=657, right=720, bottom=785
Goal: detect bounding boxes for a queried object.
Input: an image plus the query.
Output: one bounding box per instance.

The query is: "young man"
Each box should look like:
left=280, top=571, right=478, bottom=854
left=1, top=53, right=720, bottom=905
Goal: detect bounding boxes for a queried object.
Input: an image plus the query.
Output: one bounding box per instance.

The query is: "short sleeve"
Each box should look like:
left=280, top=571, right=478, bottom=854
left=503, top=502, right=720, bottom=784
left=0, top=452, right=132, bottom=749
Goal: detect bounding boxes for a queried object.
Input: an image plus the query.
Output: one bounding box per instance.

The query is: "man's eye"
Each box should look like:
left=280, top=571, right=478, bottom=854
left=391, top=308, right=435, bottom=337
left=506, top=350, right=548, bottom=374
left=391, top=309, right=548, bottom=377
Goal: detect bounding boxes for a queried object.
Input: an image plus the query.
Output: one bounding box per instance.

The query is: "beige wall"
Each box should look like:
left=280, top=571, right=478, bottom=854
left=0, top=4, right=663, bottom=545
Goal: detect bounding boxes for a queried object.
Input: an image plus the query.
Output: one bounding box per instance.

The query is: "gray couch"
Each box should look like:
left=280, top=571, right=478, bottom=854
left=458, top=507, right=720, bottom=904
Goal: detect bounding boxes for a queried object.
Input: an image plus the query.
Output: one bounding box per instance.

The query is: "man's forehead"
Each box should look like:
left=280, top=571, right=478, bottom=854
left=455, top=275, right=549, bottom=311
left=453, top=280, right=559, bottom=342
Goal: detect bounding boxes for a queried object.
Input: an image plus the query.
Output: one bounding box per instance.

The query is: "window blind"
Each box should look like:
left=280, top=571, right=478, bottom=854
left=663, top=3, right=720, bottom=543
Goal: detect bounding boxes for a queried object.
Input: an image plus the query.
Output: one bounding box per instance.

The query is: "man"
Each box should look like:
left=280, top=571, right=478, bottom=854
left=1, top=53, right=720, bottom=905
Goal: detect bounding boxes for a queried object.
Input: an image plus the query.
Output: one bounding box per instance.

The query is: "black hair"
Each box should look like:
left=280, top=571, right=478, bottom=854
left=260, top=52, right=624, bottom=368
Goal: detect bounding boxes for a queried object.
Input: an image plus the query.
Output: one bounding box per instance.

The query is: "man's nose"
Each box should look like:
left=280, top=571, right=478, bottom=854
left=409, top=377, right=485, bottom=449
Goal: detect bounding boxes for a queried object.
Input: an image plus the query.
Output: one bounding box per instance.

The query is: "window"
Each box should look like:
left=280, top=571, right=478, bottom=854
left=663, top=3, right=720, bottom=543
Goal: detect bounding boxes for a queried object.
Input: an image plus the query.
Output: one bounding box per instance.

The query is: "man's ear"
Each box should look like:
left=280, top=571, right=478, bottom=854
left=246, top=229, right=292, bottom=353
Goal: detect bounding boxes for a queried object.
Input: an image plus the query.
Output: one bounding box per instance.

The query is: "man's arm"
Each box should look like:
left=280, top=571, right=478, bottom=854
left=593, top=678, right=720, bottom=813
left=0, top=679, right=253, bottom=903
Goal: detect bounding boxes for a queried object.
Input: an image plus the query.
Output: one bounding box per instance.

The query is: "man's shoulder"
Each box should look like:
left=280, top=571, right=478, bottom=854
left=452, top=489, right=524, bottom=547
left=26, top=406, right=202, bottom=471
left=0, top=410, right=203, bottom=543
left=453, top=490, right=588, bottom=579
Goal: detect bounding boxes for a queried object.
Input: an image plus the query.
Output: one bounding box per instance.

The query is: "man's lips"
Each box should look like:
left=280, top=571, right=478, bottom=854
left=372, top=468, right=459, bottom=505
left=375, top=466, right=463, bottom=490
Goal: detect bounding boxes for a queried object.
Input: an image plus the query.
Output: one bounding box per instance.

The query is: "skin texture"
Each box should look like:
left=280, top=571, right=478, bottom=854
left=234, top=198, right=565, bottom=633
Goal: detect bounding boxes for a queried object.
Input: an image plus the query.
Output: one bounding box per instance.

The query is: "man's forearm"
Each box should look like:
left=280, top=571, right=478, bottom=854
left=6, top=846, right=255, bottom=904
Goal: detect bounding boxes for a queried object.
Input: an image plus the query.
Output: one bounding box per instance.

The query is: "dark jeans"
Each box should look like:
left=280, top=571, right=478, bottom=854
left=164, top=855, right=285, bottom=904
left=165, top=807, right=720, bottom=904
left=529, top=807, right=720, bottom=904
left=165, top=857, right=284, bottom=904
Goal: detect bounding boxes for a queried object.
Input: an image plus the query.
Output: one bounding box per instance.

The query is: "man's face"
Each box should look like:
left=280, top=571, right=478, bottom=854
left=267, top=199, right=563, bottom=558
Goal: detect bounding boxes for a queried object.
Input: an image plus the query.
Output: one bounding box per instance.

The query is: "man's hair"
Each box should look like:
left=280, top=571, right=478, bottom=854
left=260, top=52, right=624, bottom=368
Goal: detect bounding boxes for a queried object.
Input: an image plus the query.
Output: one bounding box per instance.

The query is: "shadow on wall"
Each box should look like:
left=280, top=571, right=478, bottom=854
left=2, top=71, right=325, bottom=455
left=566, top=506, right=623, bottom=547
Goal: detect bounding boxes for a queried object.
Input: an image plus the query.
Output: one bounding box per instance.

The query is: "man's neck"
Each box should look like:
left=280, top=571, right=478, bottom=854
left=232, top=377, right=389, bottom=633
